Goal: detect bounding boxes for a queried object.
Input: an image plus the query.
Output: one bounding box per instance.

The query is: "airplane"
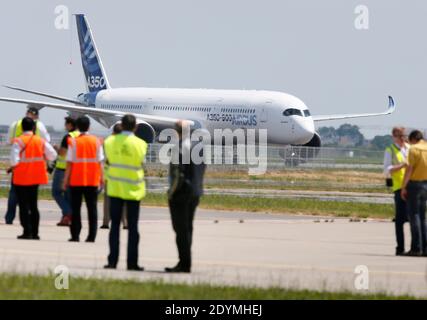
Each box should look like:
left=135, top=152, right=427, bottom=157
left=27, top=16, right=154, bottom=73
left=0, top=14, right=395, bottom=147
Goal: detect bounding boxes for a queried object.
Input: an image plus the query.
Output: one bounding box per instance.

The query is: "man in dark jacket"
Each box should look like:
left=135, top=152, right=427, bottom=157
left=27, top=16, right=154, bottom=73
left=165, top=121, right=206, bottom=273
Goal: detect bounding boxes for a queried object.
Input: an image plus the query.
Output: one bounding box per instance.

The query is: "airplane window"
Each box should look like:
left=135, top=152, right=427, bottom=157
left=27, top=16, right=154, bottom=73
left=283, top=108, right=303, bottom=117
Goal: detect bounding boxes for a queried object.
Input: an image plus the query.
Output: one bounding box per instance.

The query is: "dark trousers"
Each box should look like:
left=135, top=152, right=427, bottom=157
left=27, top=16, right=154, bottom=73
left=394, top=190, right=408, bottom=253
left=103, top=184, right=128, bottom=227
left=406, top=181, right=427, bottom=253
left=108, top=197, right=140, bottom=268
left=69, top=186, right=98, bottom=241
left=168, top=196, right=199, bottom=269
left=5, top=181, right=17, bottom=223
left=15, top=185, right=40, bottom=236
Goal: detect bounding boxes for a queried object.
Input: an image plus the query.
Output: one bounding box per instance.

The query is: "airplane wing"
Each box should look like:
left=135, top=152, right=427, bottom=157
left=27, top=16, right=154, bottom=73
left=312, top=96, right=395, bottom=122
left=3, top=85, right=85, bottom=106
left=0, top=97, right=193, bottom=130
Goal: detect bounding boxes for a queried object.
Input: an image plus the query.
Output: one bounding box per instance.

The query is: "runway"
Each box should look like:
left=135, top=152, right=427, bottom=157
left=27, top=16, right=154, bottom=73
left=0, top=200, right=426, bottom=298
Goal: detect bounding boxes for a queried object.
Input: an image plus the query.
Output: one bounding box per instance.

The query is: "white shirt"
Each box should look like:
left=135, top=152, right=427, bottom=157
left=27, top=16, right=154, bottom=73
left=8, top=120, right=51, bottom=144
left=66, top=132, right=104, bottom=162
left=10, top=131, right=57, bottom=166
left=383, top=143, right=409, bottom=176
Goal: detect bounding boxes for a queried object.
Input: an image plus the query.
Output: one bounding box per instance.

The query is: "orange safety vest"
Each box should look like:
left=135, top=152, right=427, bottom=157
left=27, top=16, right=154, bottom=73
left=69, top=134, right=102, bottom=187
left=13, top=134, right=48, bottom=186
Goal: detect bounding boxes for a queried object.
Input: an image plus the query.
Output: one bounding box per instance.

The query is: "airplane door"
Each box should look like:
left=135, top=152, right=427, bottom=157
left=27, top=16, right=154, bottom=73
left=260, top=108, right=268, bottom=123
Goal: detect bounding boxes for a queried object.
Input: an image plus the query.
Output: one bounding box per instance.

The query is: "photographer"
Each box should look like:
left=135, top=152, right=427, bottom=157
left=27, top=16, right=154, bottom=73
left=165, top=121, right=206, bottom=273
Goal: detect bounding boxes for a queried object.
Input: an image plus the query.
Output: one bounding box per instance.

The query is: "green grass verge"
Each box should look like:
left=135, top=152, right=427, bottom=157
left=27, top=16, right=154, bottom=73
left=0, top=188, right=393, bottom=219
left=0, top=273, right=415, bottom=300
left=205, top=183, right=388, bottom=194
left=142, top=193, right=393, bottom=219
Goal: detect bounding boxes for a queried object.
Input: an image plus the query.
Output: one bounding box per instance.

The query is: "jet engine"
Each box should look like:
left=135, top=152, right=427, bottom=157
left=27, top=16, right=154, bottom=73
left=135, top=121, right=156, bottom=143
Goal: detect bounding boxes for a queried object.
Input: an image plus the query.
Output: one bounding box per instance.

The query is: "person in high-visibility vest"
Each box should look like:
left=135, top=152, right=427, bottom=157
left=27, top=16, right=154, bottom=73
left=4, top=107, right=51, bottom=225
left=384, top=127, right=410, bottom=256
left=9, top=117, right=57, bottom=240
left=62, top=116, right=104, bottom=243
left=100, top=122, right=128, bottom=230
left=103, top=115, right=147, bottom=271
left=8, top=107, right=51, bottom=144
left=52, top=117, right=80, bottom=227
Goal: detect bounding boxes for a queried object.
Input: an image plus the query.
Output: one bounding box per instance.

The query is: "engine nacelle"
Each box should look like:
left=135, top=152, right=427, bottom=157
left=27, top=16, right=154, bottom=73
left=135, top=121, right=156, bottom=143
left=299, top=132, right=321, bottom=160
left=302, top=132, right=321, bottom=148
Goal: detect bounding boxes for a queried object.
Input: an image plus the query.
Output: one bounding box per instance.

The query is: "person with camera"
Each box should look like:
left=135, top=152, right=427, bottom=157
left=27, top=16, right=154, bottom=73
left=8, top=117, right=57, bottom=240
left=103, top=115, right=147, bottom=271
left=383, top=127, right=409, bottom=256
left=165, top=121, right=206, bottom=273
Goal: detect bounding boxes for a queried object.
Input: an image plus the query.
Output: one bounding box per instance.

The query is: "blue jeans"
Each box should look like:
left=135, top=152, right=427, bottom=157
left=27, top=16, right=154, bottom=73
left=406, top=181, right=427, bottom=253
left=51, top=169, right=71, bottom=216
left=5, top=181, right=17, bottom=223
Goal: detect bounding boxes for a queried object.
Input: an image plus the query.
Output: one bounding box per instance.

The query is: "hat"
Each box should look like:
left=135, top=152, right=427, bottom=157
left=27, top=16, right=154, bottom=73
left=27, top=107, right=39, bottom=116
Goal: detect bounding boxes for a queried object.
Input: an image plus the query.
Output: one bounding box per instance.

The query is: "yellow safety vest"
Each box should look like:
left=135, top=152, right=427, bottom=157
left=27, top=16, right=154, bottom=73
left=104, top=133, right=148, bottom=201
left=55, top=131, right=80, bottom=170
left=12, top=119, right=41, bottom=140
left=386, top=144, right=408, bottom=192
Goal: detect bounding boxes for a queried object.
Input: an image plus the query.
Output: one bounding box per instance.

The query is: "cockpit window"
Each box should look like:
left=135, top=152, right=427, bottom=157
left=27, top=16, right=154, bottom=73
left=283, top=108, right=303, bottom=117
left=303, top=110, right=311, bottom=117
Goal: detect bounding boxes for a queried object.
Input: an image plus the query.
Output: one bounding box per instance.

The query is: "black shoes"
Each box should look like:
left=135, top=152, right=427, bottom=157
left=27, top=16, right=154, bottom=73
left=127, top=265, right=144, bottom=271
left=396, top=249, right=405, bottom=256
left=85, top=238, right=95, bottom=243
left=32, top=235, right=40, bottom=240
left=100, top=225, right=109, bottom=229
left=17, top=234, right=32, bottom=240
left=164, top=265, right=191, bottom=273
left=403, top=250, right=423, bottom=257
left=103, top=265, right=144, bottom=271
left=68, top=238, right=79, bottom=242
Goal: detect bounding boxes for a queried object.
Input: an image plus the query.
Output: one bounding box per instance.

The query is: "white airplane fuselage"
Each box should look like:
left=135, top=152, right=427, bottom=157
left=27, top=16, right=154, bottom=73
left=91, top=87, right=315, bottom=145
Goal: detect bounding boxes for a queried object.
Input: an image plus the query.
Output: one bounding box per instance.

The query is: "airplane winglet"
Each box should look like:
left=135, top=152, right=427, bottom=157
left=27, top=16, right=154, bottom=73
left=388, top=95, right=396, bottom=114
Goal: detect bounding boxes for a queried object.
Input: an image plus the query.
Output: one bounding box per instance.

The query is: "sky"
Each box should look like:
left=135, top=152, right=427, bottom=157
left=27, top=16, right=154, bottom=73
left=0, top=0, right=426, bottom=138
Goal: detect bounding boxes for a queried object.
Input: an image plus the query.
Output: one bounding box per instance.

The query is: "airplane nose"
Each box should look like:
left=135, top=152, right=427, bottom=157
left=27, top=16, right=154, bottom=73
left=295, top=118, right=315, bottom=145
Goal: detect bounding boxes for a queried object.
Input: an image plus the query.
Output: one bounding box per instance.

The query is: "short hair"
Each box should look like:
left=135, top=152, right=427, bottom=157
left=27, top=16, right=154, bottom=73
left=408, top=130, right=424, bottom=143
left=21, top=117, right=35, bottom=132
left=65, top=116, right=76, bottom=129
left=392, top=127, right=405, bottom=138
left=121, top=114, right=136, bottom=131
left=76, top=116, right=90, bottom=132
left=26, top=107, right=39, bottom=117
left=113, top=123, right=123, bottom=134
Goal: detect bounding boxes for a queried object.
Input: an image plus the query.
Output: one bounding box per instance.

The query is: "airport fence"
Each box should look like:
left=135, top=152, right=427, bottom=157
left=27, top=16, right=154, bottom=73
left=0, top=143, right=384, bottom=189
left=0, top=143, right=384, bottom=169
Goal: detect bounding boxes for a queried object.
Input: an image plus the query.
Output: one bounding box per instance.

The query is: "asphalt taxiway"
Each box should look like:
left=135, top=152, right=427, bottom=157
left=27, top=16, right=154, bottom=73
left=0, top=200, right=425, bottom=298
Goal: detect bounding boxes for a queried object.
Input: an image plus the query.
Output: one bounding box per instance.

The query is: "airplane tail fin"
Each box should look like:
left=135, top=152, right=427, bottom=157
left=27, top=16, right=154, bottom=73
left=75, top=14, right=110, bottom=93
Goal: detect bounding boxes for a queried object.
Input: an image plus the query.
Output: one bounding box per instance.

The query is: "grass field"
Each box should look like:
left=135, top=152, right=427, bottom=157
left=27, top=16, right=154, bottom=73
left=0, top=273, right=415, bottom=300
left=0, top=168, right=393, bottom=219
left=0, top=188, right=394, bottom=219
